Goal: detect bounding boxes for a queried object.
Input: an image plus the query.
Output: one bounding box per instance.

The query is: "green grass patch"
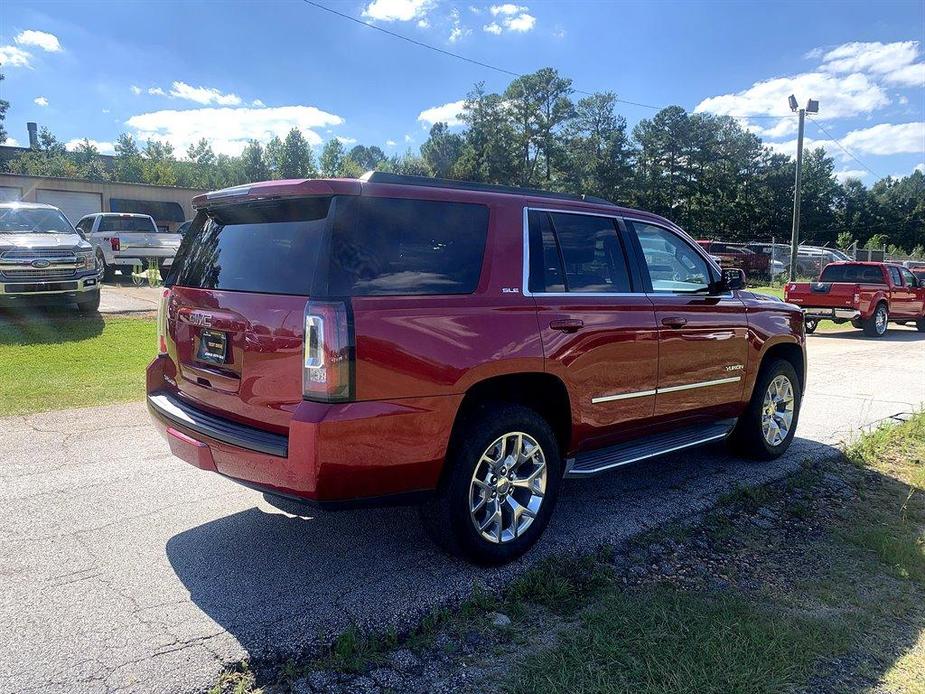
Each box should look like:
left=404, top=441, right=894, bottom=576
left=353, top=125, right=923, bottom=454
left=0, top=315, right=156, bottom=416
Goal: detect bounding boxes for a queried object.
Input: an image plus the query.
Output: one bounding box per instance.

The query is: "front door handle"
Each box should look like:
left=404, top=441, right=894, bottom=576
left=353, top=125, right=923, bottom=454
left=661, top=316, right=688, bottom=328
left=549, top=319, right=584, bottom=333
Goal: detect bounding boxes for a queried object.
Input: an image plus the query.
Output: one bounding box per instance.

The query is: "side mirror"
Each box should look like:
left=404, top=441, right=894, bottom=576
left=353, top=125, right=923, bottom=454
left=723, top=268, right=746, bottom=291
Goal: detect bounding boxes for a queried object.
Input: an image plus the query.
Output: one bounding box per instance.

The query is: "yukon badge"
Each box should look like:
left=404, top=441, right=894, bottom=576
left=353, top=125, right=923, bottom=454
left=725, top=364, right=744, bottom=372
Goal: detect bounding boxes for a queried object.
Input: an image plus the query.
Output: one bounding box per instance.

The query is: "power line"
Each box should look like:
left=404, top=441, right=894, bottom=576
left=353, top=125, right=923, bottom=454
left=808, top=117, right=883, bottom=179
left=302, top=0, right=792, bottom=119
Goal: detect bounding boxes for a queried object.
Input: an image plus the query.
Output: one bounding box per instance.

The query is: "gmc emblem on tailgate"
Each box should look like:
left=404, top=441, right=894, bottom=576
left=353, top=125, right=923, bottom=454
left=188, top=312, right=213, bottom=327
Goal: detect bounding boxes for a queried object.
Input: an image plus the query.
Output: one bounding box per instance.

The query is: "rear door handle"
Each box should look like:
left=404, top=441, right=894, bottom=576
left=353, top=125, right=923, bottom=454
left=661, top=316, right=687, bottom=328
left=549, top=319, right=584, bottom=333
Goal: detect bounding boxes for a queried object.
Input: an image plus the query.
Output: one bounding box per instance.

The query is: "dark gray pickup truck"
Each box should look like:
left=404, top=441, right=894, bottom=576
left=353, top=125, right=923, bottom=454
left=0, top=202, right=102, bottom=312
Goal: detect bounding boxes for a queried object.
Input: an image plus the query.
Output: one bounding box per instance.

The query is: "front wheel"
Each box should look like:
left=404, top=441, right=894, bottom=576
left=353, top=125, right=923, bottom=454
left=728, top=358, right=801, bottom=461
left=862, top=303, right=888, bottom=337
left=76, top=289, right=101, bottom=314
left=419, top=404, right=562, bottom=565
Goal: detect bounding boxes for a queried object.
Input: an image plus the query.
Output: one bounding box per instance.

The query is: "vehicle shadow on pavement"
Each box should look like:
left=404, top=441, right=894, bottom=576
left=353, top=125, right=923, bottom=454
left=811, top=328, right=925, bottom=342
left=165, top=436, right=844, bottom=670
left=0, top=307, right=104, bottom=344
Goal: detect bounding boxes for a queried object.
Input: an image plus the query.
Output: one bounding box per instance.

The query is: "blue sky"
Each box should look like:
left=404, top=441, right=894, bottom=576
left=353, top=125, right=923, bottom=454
left=1, top=0, right=923, bottom=183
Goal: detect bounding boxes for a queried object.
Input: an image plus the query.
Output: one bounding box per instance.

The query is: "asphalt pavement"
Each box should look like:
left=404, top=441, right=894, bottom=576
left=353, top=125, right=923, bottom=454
left=2, top=328, right=924, bottom=693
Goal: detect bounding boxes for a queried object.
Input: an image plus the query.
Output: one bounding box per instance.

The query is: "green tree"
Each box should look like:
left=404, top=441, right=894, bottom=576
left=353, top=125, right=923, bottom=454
left=457, top=83, right=518, bottom=184
left=270, top=128, right=316, bottom=179
left=564, top=92, right=633, bottom=203
left=836, top=231, right=855, bottom=250
left=142, top=139, right=178, bottom=186
left=421, top=123, right=463, bottom=179
left=240, top=140, right=269, bottom=182
left=319, top=139, right=346, bottom=177
left=0, top=70, right=8, bottom=144
left=113, top=133, right=144, bottom=182
left=347, top=144, right=386, bottom=171
left=797, top=147, right=840, bottom=245
left=71, top=139, right=109, bottom=181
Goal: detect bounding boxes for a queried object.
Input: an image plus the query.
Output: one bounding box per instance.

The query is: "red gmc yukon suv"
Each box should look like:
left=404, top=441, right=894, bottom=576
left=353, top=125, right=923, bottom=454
left=147, top=173, right=807, bottom=564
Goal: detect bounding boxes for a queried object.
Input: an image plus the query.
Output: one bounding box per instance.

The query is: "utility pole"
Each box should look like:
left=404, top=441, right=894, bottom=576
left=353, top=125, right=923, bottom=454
left=789, top=108, right=805, bottom=282
left=787, top=95, right=818, bottom=282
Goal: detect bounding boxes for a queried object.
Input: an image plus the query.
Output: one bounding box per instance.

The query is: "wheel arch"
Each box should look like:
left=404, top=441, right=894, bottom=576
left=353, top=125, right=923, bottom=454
left=758, top=341, right=806, bottom=395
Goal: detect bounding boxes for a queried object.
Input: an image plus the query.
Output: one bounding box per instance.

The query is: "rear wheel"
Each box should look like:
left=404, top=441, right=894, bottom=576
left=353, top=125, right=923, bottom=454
left=419, top=404, right=562, bottom=565
left=97, top=250, right=114, bottom=283
left=728, top=358, right=801, bottom=460
left=862, top=303, right=888, bottom=337
left=851, top=318, right=863, bottom=330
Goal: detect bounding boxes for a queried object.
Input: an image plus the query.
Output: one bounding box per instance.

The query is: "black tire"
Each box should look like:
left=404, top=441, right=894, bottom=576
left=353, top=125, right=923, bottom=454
left=76, top=289, right=101, bottom=314
left=804, top=318, right=817, bottom=334
left=862, top=302, right=889, bottom=337
left=916, top=318, right=925, bottom=333
left=728, top=358, right=801, bottom=461
left=97, top=251, right=114, bottom=283
left=419, top=404, right=562, bottom=565
left=851, top=318, right=863, bottom=330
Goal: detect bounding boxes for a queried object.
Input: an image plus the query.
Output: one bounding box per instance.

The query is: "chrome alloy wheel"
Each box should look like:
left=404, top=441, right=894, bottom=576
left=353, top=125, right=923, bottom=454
left=875, top=306, right=888, bottom=334
left=469, top=432, right=547, bottom=544
left=761, top=375, right=795, bottom=447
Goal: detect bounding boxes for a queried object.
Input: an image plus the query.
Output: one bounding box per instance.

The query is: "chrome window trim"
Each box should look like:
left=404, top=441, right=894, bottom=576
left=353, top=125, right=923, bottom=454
left=592, top=375, right=741, bottom=403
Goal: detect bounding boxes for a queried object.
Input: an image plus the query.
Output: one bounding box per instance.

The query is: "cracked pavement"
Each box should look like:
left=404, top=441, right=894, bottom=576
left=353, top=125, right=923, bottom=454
left=2, top=329, right=924, bottom=693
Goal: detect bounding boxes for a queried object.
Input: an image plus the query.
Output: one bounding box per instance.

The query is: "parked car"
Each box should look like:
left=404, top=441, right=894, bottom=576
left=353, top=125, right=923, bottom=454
left=0, top=202, right=101, bottom=312
left=76, top=212, right=181, bottom=282
left=784, top=261, right=925, bottom=336
left=176, top=220, right=193, bottom=237
left=696, top=240, right=771, bottom=281
left=147, top=173, right=807, bottom=564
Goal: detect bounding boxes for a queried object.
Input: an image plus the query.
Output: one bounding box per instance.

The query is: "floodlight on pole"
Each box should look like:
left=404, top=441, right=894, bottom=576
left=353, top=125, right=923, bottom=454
left=788, top=94, right=798, bottom=112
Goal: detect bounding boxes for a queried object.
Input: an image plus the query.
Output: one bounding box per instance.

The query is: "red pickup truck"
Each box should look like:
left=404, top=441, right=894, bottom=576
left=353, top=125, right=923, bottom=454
left=785, top=261, right=925, bottom=336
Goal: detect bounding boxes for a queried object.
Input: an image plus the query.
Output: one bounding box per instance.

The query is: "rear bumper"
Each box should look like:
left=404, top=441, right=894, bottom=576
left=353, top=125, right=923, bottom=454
left=802, top=307, right=860, bottom=321
left=146, top=358, right=461, bottom=505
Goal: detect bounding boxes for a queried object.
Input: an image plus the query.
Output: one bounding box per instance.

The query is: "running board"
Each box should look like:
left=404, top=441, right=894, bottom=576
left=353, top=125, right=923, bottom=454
left=565, top=418, right=737, bottom=477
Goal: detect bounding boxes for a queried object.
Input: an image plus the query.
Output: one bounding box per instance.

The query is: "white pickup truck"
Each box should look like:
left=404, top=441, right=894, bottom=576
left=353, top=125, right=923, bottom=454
left=76, top=213, right=181, bottom=282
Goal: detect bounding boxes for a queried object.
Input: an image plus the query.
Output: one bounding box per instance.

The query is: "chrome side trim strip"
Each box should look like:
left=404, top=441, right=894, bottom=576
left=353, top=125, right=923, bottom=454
left=591, top=389, right=657, bottom=404
left=592, top=376, right=741, bottom=403
left=656, top=376, right=741, bottom=394
left=565, top=430, right=733, bottom=476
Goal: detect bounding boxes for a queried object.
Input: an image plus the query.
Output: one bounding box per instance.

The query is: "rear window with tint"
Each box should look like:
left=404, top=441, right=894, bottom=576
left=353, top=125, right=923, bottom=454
left=819, top=264, right=885, bottom=284
left=98, top=216, right=158, bottom=233
left=168, top=196, right=489, bottom=297
left=167, top=198, right=331, bottom=295
left=326, top=197, right=488, bottom=296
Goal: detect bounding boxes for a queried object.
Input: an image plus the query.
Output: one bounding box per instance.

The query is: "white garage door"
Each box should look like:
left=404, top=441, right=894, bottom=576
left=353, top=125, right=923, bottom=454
left=0, top=186, right=22, bottom=202
left=36, top=189, right=102, bottom=224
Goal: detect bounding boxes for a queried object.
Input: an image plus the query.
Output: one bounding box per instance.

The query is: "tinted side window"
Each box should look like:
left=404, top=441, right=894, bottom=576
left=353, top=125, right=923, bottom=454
left=327, top=197, right=488, bottom=296
left=548, top=212, right=630, bottom=293
left=888, top=266, right=903, bottom=285
left=632, top=221, right=711, bottom=293
left=527, top=210, right=565, bottom=292
left=900, top=268, right=918, bottom=287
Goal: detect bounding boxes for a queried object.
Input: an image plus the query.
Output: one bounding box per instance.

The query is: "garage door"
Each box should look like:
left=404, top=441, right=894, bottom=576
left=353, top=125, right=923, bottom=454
left=0, top=186, right=22, bottom=202
left=36, top=189, right=103, bottom=224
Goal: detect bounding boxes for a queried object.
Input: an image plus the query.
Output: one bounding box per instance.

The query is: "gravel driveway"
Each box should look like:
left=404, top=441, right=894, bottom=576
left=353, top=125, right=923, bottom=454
left=2, top=329, right=923, bottom=693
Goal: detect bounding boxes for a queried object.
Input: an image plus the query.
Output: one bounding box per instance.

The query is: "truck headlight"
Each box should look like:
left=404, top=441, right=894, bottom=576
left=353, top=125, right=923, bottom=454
left=78, top=252, right=96, bottom=271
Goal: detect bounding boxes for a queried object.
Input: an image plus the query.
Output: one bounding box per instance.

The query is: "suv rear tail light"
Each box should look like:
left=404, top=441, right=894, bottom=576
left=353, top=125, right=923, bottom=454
left=110, top=237, right=121, bottom=252
left=157, top=288, right=170, bottom=355
left=302, top=300, right=353, bottom=403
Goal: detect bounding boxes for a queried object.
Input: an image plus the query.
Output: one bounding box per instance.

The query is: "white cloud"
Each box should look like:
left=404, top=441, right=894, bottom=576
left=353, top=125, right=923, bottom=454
left=0, top=45, right=32, bottom=67
left=125, top=105, right=344, bottom=156
left=834, top=169, right=869, bottom=183
left=484, top=4, right=534, bottom=32
left=448, top=8, right=469, bottom=43
left=418, top=99, right=466, bottom=127
left=490, top=4, right=525, bottom=15
left=417, top=18, right=430, bottom=28
left=404, top=134, right=414, bottom=143
left=336, top=135, right=358, bottom=145
left=386, top=139, right=397, bottom=147
left=741, top=117, right=798, bottom=139
left=886, top=62, right=925, bottom=87
left=14, top=30, right=61, bottom=53
left=65, top=138, right=116, bottom=154
left=916, top=163, right=925, bottom=173
left=130, top=85, right=142, bottom=95
left=33, top=96, right=48, bottom=107
left=169, top=81, right=242, bottom=106
left=148, top=86, right=166, bottom=96
left=818, top=41, right=918, bottom=76
left=839, top=122, right=925, bottom=156
left=362, top=0, right=434, bottom=22
left=5, top=137, right=20, bottom=146
left=696, top=71, right=889, bottom=120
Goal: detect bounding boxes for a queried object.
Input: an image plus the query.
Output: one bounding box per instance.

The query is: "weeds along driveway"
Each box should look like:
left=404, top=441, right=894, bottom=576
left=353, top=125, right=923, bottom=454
left=1, top=329, right=924, bottom=693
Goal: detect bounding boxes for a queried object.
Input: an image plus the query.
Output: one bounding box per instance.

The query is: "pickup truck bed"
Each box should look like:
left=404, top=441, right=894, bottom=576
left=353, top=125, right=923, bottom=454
left=785, top=261, right=925, bottom=337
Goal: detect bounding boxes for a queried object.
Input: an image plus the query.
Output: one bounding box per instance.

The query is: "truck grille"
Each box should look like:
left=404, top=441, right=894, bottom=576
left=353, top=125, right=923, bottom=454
left=0, top=248, right=80, bottom=282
